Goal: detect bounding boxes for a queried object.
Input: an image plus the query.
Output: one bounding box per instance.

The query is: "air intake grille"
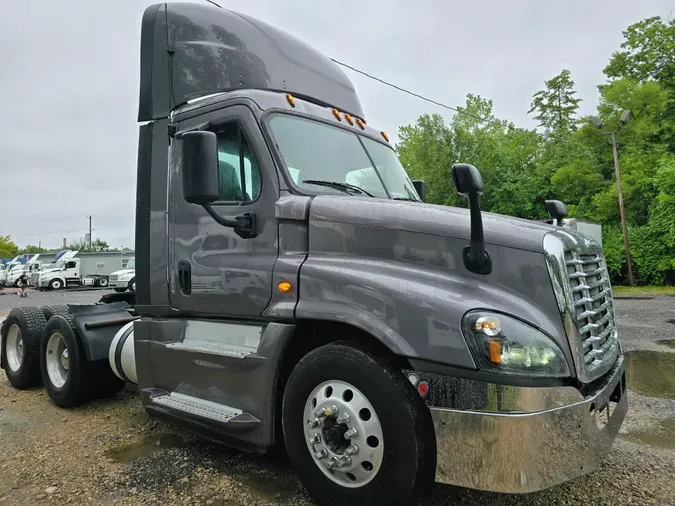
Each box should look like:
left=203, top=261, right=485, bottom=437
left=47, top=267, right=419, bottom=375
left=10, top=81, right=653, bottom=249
left=565, top=252, right=618, bottom=376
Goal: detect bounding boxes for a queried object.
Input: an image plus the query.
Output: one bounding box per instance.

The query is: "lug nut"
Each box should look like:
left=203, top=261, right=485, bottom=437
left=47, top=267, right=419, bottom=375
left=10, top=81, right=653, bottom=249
left=336, top=412, right=350, bottom=424
left=325, top=457, right=339, bottom=470
left=307, top=418, right=321, bottom=429
left=314, top=449, right=328, bottom=460
left=344, top=427, right=358, bottom=439
left=344, top=444, right=358, bottom=456
left=336, top=456, right=352, bottom=468
left=307, top=434, right=321, bottom=445
left=314, top=405, right=339, bottom=418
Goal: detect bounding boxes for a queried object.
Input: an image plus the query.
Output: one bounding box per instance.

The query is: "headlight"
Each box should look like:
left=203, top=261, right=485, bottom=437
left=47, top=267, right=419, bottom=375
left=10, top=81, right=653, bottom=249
left=462, top=311, right=571, bottom=378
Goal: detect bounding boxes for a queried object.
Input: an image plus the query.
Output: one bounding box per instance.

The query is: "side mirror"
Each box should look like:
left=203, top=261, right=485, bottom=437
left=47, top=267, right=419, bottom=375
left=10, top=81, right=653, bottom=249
left=181, top=131, right=220, bottom=206
left=412, top=180, right=426, bottom=202
left=452, top=163, right=491, bottom=275
left=179, top=130, right=258, bottom=239
left=545, top=200, right=567, bottom=227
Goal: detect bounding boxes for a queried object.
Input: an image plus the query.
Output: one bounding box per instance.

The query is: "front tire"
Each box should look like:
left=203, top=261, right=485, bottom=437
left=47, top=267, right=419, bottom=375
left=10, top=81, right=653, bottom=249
left=49, top=279, right=63, bottom=290
left=1, top=307, right=47, bottom=389
left=128, top=279, right=136, bottom=292
left=282, top=343, right=436, bottom=506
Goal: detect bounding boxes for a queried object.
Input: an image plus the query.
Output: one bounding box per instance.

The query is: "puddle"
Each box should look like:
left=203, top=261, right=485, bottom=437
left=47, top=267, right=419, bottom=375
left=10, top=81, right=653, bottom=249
left=105, top=433, right=184, bottom=463
left=622, top=418, right=675, bottom=449
left=657, top=339, right=675, bottom=349
left=625, top=350, right=675, bottom=399
left=238, top=473, right=298, bottom=503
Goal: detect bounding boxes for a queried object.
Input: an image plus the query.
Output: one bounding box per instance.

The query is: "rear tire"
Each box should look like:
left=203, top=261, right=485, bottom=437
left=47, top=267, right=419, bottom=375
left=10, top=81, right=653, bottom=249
left=1, top=307, right=47, bottom=389
left=40, top=304, right=70, bottom=321
left=282, top=343, right=436, bottom=506
left=41, top=314, right=89, bottom=407
left=97, top=278, right=109, bottom=288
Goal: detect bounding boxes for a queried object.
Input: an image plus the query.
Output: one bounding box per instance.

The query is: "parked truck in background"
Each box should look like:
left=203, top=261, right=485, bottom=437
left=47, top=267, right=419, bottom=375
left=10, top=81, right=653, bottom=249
left=109, top=258, right=136, bottom=293
left=0, top=4, right=627, bottom=506
left=35, top=251, right=111, bottom=290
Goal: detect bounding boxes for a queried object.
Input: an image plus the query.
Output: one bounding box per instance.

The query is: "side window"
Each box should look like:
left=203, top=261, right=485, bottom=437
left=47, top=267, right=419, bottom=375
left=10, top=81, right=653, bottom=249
left=214, top=123, right=261, bottom=203
left=66, top=261, right=76, bottom=269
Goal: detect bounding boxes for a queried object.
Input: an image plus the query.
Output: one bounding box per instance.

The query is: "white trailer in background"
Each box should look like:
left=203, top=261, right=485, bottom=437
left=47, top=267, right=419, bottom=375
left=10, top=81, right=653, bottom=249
left=563, top=219, right=603, bottom=247
left=35, top=251, right=112, bottom=290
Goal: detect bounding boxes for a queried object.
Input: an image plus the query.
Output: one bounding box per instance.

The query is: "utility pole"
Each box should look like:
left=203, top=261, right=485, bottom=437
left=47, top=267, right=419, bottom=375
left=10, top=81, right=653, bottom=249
left=589, top=111, right=634, bottom=286
left=611, top=133, right=633, bottom=286
left=87, top=215, right=93, bottom=250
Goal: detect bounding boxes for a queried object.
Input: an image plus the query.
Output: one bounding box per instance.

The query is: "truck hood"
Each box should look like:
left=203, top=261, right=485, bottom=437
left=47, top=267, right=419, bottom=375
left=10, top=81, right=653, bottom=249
left=309, top=196, right=557, bottom=253
left=111, top=269, right=135, bottom=277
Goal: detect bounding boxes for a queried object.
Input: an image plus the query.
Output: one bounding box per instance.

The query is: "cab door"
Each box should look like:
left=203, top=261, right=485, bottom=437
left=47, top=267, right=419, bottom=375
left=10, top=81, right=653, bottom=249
left=169, top=104, right=280, bottom=317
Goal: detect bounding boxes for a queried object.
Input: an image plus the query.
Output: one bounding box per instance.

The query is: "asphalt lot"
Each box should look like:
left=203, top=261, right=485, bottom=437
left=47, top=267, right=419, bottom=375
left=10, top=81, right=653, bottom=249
left=0, top=290, right=674, bottom=505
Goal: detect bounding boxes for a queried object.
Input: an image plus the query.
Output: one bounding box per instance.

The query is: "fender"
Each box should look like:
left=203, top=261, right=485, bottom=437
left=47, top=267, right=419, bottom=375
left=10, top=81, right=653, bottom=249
left=68, top=302, right=134, bottom=361
left=297, top=241, right=570, bottom=370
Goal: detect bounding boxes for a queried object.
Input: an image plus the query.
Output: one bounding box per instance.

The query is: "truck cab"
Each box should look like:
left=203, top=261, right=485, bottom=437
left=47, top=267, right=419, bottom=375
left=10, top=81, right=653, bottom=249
left=109, top=258, right=135, bottom=292
left=37, top=251, right=79, bottom=290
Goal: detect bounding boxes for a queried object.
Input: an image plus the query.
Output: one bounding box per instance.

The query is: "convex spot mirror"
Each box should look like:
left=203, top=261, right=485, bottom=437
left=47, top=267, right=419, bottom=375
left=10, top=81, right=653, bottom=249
left=181, top=130, right=220, bottom=206
left=452, top=163, right=484, bottom=195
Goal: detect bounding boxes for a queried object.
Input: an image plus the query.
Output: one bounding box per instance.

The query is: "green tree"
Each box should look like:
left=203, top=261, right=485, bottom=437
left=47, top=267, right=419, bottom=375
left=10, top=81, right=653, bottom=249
left=67, top=237, right=111, bottom=252
left=18, top=245, right=50, bottom=254
left=0, top=235, right=19, bottom=259
left=528, top=69, right=582, bottom=136
left=603, top=16, right=675, bottom=86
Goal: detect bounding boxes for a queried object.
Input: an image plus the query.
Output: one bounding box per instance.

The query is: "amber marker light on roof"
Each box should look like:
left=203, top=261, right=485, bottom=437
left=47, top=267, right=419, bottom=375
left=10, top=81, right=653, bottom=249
left=344, top=113, right=354, bottom=125
left=286, top=94, right=296, bottom=107
left=356, top=118, right=366, bottom=129
left=332, top=108, right=342, bottom=120
left=278, top=281, right=293, bottom=293
left=381, top=131, right=389, bottom=142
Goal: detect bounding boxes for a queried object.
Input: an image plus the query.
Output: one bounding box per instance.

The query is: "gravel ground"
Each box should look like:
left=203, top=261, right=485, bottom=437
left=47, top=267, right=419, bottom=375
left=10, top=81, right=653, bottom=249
left=0, top=295, right=674, bottom=505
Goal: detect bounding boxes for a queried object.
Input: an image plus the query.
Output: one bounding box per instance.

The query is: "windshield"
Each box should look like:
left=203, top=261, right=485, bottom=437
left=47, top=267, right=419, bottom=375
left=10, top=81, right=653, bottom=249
left=125, top=258, right=135, bottom=269
left=267, top=114, right=420, bottom=201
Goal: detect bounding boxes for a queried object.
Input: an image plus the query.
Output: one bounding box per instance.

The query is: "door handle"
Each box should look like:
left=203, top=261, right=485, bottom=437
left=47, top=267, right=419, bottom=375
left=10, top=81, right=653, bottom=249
left=178, top=260, right=191, bottom=295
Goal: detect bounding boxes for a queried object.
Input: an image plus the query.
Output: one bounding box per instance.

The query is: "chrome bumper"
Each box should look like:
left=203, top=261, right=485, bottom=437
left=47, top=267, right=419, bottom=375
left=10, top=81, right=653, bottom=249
left=430, top=356, right=627, bottom=494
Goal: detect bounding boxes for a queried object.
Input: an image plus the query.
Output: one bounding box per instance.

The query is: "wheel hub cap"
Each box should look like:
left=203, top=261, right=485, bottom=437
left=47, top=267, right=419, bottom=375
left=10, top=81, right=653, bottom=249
left=46, top=332, right=69, bottom=389
left=5, top=325, right=24, bottom=372
left=304, top=380, right=384, bottom=488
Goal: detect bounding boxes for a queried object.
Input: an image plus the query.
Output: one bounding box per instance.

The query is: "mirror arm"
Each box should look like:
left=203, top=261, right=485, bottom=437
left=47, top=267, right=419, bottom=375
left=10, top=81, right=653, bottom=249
left=202, top=204, right=258, bottom=239
left=464, top=192, right=492, bottom=274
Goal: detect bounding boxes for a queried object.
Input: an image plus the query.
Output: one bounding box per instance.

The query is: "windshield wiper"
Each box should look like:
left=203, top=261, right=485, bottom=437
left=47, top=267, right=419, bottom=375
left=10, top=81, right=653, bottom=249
left=302, top=180, right=375, bottom=197
left=393, top=197, right=420, bottom=202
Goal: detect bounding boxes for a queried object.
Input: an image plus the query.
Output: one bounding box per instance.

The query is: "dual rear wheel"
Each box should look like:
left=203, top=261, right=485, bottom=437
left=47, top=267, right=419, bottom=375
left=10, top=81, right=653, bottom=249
left=1, top=306, right=124, bottom=407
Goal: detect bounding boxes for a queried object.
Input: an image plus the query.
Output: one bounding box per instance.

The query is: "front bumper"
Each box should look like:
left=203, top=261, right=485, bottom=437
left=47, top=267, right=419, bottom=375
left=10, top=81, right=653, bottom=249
left=430, top=356, right=627, bottom=494
left=110, top=280, right=130, bottom=288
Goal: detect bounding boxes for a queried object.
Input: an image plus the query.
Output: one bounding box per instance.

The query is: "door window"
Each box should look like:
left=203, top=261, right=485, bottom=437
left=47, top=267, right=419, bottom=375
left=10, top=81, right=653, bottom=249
left=214, top=123, right=261, bottom=203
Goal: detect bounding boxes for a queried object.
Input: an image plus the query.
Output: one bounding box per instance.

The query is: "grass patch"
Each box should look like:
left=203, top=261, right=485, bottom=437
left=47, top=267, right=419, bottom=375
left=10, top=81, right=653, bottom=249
left=613, top=285, right=675, bottom=296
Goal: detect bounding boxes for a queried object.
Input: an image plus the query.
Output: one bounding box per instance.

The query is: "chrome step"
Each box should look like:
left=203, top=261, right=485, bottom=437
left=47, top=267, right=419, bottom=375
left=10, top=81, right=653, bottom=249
left=152, top=392, right=241, bottom=422
left=165, top=340, right=257, bottom=359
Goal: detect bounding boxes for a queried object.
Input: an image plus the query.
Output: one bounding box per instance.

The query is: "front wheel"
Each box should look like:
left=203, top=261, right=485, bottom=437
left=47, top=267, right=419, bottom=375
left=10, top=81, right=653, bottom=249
left=49, top=279, right=63, bottom=290
left=282, top=343, right=436, bottom=506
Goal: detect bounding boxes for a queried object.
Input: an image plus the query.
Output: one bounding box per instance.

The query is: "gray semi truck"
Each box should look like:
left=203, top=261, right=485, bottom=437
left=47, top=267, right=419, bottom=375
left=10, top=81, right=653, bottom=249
left=0, top=3, right=627, bottom=505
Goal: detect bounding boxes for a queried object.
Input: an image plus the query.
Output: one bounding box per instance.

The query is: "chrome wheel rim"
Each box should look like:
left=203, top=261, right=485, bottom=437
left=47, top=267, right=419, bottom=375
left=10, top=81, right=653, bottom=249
left=46, top=332, right=69, bottom=388
left=131, top=281, right=136, bottom=291
left=5, top=324, right=24, bottom=372
left=304, top=380, right=384, bottom=488
left=52, top=280, right=61, bottom=289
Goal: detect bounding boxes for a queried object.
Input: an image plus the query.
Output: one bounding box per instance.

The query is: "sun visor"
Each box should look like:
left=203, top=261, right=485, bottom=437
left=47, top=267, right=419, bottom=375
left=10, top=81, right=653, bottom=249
left=138, top=2, right=365, bottom=122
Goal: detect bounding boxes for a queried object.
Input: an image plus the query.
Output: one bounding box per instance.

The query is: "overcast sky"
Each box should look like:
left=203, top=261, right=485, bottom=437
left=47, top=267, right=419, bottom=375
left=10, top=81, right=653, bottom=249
left=1, top=0, right=672, bottom=250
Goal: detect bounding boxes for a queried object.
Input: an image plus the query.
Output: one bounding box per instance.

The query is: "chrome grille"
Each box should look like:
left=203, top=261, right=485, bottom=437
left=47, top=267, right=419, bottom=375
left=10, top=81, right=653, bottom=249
left=565, top=252, right=617, bottom=375
left=110, top=275, right=119, bottom=282
left=544, top=231, right=620, bottom=383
